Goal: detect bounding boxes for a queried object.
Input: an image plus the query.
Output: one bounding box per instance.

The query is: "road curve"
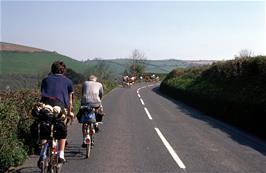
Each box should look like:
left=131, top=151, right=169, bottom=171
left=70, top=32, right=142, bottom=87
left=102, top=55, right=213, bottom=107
left=14, top=83, right=266, bottom=173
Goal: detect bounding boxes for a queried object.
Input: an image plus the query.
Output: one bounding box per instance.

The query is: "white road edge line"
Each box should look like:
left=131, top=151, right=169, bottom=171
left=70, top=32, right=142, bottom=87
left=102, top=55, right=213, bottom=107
left=144, top=107, right=153, bottom=120
left=138, top=94, right=141, bottom=98
left=154, top=128, right=186, bottom=169
left=140, top=98, right=145, bottom=105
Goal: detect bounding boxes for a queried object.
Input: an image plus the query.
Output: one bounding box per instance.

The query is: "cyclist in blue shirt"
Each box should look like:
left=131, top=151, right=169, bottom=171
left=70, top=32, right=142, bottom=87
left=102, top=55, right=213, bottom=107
left=39, top=61, right=73, bottom=164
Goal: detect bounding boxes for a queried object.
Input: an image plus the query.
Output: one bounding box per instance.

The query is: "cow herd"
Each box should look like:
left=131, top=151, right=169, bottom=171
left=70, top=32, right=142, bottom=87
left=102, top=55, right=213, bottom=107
left=121, top=74, right=160, bottom=87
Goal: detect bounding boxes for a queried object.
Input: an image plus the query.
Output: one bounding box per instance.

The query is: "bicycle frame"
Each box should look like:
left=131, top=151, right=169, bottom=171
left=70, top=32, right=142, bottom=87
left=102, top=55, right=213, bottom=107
left=83, top=122, right=95, bottom=158
left=79, top=106, right=103, bottom=159
left=40, top=118, right=62, bottom=173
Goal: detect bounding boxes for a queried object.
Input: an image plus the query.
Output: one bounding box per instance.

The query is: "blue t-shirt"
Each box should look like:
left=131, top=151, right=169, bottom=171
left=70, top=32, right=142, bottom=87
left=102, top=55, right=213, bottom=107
left=41, top=74, right=73, bottom=108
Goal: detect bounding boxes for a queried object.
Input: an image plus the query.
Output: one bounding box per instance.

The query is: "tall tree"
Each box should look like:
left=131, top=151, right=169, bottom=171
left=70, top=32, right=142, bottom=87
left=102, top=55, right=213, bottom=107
left=235, top=49, right=254, bottom=59
left=129, top=49, right=146, bottom=76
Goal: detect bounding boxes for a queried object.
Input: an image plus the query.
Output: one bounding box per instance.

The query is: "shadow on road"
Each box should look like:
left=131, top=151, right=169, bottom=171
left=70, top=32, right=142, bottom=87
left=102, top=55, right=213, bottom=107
left=12, top=166, right=39, bottom=173
left=152, top=86, right=266, bottom=156
left=13, top=144, right=86, bottom=173
left=65, top=144, right=86, bottom=160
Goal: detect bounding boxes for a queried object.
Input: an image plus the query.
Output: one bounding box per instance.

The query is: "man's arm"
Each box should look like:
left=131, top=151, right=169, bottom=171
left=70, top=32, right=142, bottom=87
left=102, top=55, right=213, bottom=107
left=99, top=85, right=104, bottom=100
left=64, top=92, right=74, bottom=126
left=67, top=79, right=74, bottom=113
left=68, top=92, right=74, bottom=113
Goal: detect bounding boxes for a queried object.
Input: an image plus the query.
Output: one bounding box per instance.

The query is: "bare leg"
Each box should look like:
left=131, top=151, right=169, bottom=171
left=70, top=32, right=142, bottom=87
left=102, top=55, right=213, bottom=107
left=59, top=139, right=66, bottom=152
left=82, top=124, right=86, bottom=138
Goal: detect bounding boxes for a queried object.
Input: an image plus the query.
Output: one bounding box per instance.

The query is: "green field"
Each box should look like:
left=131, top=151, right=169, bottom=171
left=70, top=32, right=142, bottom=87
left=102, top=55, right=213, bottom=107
left=0, top=51, right=89, bottom=75
left=0, top=51, right=199, bottom=75
left=1, top=51, right=202, bottom=90
left=84, top=58, right=196, bottom=75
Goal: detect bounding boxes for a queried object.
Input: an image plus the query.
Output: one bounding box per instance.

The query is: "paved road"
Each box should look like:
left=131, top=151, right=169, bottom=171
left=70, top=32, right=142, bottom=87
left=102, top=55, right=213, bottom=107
left=14, top=83, right=266, bottom=173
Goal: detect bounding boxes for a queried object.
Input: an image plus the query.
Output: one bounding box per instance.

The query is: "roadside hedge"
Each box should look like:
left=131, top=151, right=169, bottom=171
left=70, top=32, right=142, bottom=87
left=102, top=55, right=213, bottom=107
left=0, top=90, right=39, bottom=172
left=160, top=56, right=266, bottom=138
left=0, top=80, right=117, bottom=172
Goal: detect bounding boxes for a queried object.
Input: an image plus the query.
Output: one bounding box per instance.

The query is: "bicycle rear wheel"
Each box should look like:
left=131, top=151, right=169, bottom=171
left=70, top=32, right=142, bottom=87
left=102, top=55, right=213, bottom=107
left=49, top=164, right=62, bottom=173
left=56, top=163, right=63, bottom=173
left=49, top=140, right=62, bottom=173
left=40, top=145, right=49, bottom=173
left=85, top=142, right=91, bottom=158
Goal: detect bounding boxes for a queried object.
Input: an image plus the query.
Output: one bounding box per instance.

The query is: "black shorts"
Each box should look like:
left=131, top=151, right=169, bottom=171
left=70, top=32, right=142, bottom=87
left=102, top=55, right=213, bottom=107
left=39, top=120, right=67, bottom=140
left=96, top=113, right=103, bottom=122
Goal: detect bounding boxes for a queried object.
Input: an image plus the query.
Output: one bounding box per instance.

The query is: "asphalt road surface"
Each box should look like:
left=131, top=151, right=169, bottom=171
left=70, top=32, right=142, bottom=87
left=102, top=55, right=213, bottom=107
left=14, top=83, right=266, bottom=173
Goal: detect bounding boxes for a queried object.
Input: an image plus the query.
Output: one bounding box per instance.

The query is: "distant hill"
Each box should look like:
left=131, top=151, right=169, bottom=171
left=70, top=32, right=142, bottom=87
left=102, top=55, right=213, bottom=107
left=0, top=42, right=88, bottom=75
left=0, top=42, right=213, bottom=76
left=0, top=42, right=48, bottom=52
left=0, top=42, right=215, bottom=90
left=84, top=59, right=213, bottom=74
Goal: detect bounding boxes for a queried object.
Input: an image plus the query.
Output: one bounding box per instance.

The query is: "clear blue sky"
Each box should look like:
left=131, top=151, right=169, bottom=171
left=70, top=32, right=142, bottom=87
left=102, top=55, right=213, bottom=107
left=1, top=0, right=265, bottom=60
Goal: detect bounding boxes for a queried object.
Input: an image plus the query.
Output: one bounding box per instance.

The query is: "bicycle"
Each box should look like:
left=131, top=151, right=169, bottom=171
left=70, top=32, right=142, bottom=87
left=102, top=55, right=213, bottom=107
left=82, top=121, right=95, bottom=158
left=78, top=105, right=103, bottom=158
left=38, top=116, right=63, bottom=173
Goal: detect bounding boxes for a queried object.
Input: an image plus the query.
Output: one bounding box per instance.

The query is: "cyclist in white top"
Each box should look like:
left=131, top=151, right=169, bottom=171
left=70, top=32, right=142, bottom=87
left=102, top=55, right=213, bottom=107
left=80, top=75, right=104, bottom=147
left=81, top=75, right=103, bottom=108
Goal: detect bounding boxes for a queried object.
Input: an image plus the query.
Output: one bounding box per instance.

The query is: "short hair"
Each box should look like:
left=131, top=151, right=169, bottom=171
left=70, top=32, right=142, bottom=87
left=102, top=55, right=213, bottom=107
left=88, top=75, right=97, bottom=81
left=51, top=61, right=66, bottom=74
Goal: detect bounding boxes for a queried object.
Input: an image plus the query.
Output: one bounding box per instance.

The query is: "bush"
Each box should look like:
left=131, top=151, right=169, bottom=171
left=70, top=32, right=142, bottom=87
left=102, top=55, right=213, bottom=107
left=160, top=56, right=266, bottom=138
left=0, top=90, right=39, bottom=172
left=0, top=100, right=26, bottom=172
left=0, top=80, right=118, bottom=171
left=0, top=138, right=27, bottom=172
left=102, top=80, right=118, bottom=94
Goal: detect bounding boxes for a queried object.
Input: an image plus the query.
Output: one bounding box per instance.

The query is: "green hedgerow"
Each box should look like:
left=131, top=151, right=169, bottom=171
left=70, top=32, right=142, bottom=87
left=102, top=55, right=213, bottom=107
left=160, top=56, right=266, bottom=138
left=0, top=138, right=27, bottom=172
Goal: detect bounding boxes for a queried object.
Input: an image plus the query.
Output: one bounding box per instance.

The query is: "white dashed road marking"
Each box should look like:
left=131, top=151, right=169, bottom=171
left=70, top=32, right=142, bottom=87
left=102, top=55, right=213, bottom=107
left=154, top=128, right=186, bottom=169
left=137, top=85, right=186, bottom=170
left=140, top=98, right=145, bottom=105
left=144, top=107, right=153, bottom=120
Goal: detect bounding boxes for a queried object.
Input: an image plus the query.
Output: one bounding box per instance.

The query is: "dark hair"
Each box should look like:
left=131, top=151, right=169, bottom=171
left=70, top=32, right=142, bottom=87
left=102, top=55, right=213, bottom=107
left=51, top=61, right=66, bottom=74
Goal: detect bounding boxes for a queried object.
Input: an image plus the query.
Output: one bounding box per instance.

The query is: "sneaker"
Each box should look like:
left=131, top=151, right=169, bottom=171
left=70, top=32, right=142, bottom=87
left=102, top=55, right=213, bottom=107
left=94, top=126, right=99, bottom=133
left=58, top=157, right=66, bottom=164
left=82, top=143, right=86, bottom=148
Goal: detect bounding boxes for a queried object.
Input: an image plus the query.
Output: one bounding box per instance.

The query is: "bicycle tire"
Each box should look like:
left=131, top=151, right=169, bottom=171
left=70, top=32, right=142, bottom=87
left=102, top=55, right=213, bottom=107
left=41, top=145, right=49, bottom=173
left=85, top=142, right=91, bottom=158
left=48, top=147, right=55, bottom=173
left=48, top=160, right=62, bottom=173
left=49, top=140, right=61, bottom=173
left=41, top=158, right=48, bottom=173
left=56, top=163, right=63, bottom=173
left=50, top=165, right=61, bottom=173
